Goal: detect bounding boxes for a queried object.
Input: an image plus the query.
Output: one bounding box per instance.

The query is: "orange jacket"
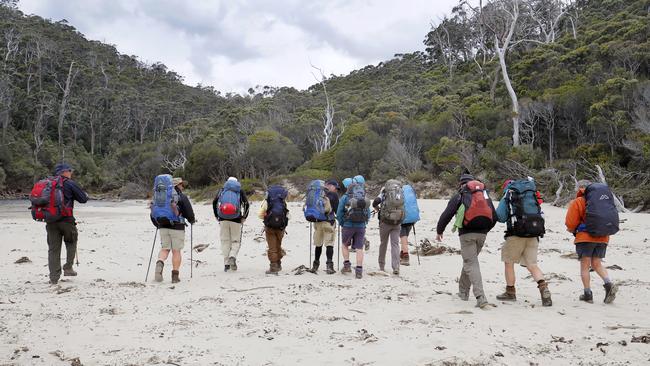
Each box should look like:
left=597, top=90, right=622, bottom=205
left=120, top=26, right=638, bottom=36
left=565, top=189, right=609, bottom=244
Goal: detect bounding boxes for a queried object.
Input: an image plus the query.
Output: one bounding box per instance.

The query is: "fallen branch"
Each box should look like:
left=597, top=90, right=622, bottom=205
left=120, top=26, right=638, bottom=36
left=229, top=286, right=275, bottom=293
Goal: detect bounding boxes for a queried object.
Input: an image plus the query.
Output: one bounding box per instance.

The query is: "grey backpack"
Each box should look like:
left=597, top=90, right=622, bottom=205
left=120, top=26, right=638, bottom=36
left=379, top=179, right=405, bottom=225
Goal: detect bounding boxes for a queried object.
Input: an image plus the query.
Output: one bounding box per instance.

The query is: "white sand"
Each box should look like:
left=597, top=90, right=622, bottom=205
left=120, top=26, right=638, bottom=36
left=1, top=199, right=649, bottom=365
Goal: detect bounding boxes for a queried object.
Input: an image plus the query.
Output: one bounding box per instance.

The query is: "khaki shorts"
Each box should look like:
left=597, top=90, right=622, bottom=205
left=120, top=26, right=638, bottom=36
left=313, top=221, right=335, bottom=247
left=501, top=236, right=538, bottom=265
left=160, top=228, right=185, bottom=250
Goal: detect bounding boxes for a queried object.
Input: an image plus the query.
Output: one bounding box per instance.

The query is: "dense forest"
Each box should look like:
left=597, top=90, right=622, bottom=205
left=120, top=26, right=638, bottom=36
left=0, top=0, right=648, bottom=208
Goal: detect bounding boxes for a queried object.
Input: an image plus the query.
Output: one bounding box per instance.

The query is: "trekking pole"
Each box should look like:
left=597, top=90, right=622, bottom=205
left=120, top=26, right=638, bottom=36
left=414, top=225, right=420, bottom=265
left=190, top=224, right=194, bottom=279
left=75, top=247, right=80, bottom=266
left=309, top=222, right=312, bottom=265
left=145, top=228, right=158, bottom=282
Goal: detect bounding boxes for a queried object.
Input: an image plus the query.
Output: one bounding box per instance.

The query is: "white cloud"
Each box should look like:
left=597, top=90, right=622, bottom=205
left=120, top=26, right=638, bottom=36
left=18, top=0, right=458, bottom=93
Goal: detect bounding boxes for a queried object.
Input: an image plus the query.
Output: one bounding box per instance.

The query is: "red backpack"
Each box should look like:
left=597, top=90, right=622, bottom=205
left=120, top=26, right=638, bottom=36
left=30, top=176, right=73, bottom=223
left=462, top=180, right=496, bottom=230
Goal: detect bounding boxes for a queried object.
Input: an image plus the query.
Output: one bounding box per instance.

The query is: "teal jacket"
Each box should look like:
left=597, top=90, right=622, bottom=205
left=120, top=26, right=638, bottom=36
left=336, top=194, right=370, bottom=228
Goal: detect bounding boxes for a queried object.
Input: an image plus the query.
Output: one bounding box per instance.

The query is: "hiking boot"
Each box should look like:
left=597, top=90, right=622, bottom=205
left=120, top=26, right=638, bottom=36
left=538, top=282, right=552, bottom=307
left=278, top=260, right=282, bottom=272
left=355, top=266, right=363, bottom=279
left=579, top=291, right=594, bottom=304
left=341, top=261, right=352, bottom=274
left=171, top=270, right=180, bottom=283
left=496, top=286, right=517, bottom=301
left=604, top=282, right=618, bottom=304
left=63, top=268, right=77, bottom=277
left=224, top=265, right=230, bottom=272
left=393, top=269, right=400, bottom=276
left=310, top=260, right=320, bottom=273
left=400, top=251, right=410, bottom=266
left=457, top=290, right=469, bottom=301
left=265, top=262, right=280, bottom=275
left=154, top=260, right=164, bottom=282
left=229, top=257, right=238, bottom=271
left=476, top=295, right=490, bottom=309
left=325, top=261, right=335, bottom=274
left=49, top=278, right=59, bottom=285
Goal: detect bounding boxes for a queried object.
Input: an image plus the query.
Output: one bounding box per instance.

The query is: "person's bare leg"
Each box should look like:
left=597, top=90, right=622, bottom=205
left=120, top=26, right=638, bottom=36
left=504, top=262, right=516, bottom=286
left=591, top=257, right=609, bottom=281
left=171, top=249, right=182, bottom=271
left=400, top=236, right=408, bottom=253
left=342, top=244, right=350, bottom=261
left=158, top=249, right=170, bottom=262
left=526, top=264, right=544, bottom=282
left=580, top=257, right=591, bottom=289
left=356, top=248, right=364, bottom=267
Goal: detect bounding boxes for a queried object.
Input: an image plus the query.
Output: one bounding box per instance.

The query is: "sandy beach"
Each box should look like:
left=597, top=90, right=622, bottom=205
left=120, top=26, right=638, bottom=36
left=1, top=199, right=649, bottom=365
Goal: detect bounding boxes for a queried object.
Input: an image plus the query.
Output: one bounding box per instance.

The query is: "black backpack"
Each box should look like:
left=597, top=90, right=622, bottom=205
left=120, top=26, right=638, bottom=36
left=584, top=183, right=619, bottom=236
left=506, top=180, right=545, bottom=238
left=264, top=185, right=289, bottom=230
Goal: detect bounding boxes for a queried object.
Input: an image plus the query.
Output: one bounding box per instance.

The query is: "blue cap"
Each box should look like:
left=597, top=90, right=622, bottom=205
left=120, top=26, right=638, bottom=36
left=342, top=178, right=353, bottom=188
left=54, top=163, right=73, bottom=175
left=353, top=175, right=365, bottom=184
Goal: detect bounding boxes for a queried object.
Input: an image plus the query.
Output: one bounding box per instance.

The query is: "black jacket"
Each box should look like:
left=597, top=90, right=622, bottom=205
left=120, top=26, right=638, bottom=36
left=212, top=189, right=250, bottom=223
left=436, top=189, right=496, bottom=236
left=61, top=177, right=88, bottom=221
left=152, top=188, right=195, bottom=230
left=325, top=190, right=339, bottom=225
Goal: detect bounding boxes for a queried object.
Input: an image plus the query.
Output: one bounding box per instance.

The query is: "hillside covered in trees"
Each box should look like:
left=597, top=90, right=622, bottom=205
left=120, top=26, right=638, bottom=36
left=0, top=0, right=648, bottom=208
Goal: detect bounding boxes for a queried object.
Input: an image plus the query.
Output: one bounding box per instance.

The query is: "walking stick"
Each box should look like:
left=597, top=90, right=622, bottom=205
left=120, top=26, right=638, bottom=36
left=190, top=224, right=193, bottom=278
left=145, top=228, right=158, bottom=282
left=413, top=224, right=420, bottom=265
left=75, top=247, right=80, bottom=266
left=309, top=222, right=312, bottom=265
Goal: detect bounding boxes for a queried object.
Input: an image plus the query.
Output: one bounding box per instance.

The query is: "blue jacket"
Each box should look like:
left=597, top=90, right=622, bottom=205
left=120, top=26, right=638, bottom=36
left=496, top=191, right=509, bottom=224
left=336, top=194, right=370, bottom=228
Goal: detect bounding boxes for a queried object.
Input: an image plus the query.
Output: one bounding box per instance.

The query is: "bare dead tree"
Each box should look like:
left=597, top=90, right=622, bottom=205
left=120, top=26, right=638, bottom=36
left=524, top=0, right=573, bottom=43
left=55, top=61, right=78, bottom=159
left=309, top=63, right=345, bottom=153
left=3, top=27, right=20, bottom=64
left=428, top=18, right=456, bottom=79
left=384, top=136, right=423, bottom=176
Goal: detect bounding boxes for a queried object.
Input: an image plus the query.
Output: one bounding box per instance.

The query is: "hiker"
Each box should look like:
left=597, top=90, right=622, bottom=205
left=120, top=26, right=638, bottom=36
left=336, top=175, right=371, bottom=279
left=495, top=178, right=552, bottom=306
left=151, top=176, right=195, bottom=283
left=400, top=184, right=420, bottom=266
left=306, top=180, right=340, bottom=274
left=31, top=163, right=88, bottom=285
left=372, top=179, right=405, bottom=275
left=213, top=177, right=250, bottom=272
left=565, top=180, right=619, bottom=304
left=259, top=185, right=290, bottom=275
left=435, top=174, right=496, bottom=309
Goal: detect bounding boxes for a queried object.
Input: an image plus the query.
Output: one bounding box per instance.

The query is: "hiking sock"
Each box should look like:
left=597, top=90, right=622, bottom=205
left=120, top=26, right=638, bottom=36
left=326, top=246, right=334, bottom=262
left=315, top=246, right=323, bottom=261
left=604, top=277, right=612, bottom=285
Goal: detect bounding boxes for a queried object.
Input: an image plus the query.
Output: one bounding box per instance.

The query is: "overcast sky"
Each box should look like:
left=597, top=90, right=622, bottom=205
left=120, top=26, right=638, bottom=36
left=18, top=0, right=458, bottom=93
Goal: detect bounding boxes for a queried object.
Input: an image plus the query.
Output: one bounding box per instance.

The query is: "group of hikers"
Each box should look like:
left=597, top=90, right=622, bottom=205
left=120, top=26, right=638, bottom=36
left=30, top=163, right=621, bottom=309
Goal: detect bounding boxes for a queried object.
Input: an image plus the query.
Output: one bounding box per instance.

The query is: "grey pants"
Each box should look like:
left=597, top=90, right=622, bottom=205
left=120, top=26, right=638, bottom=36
left=220, top=220, right=242, bottom=264
left=378, top=222, right=401, bottom=271
left=459, top=233, right=487, bottom=299
left=46, top=220, right=78, bottom=281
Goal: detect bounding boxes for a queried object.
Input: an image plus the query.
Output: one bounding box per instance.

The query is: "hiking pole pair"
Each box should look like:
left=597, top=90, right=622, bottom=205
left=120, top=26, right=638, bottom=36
left=413, top=224, right=420, bottom=265
left=309, top=222, right=313, bottom=265
left=145, top=228, right=159, bottom=282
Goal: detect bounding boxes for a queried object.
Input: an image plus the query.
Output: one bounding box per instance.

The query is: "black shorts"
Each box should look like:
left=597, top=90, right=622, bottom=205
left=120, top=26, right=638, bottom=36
left=400, top=223, right=413, bottom=237
left=576, top=242, right=607, bottom=259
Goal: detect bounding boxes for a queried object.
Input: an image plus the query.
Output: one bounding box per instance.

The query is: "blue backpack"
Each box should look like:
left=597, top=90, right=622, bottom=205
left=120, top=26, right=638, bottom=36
left=584, top=183, right=619, bottom=236
left=344, top=182, right=370, bottom=223
left=264, top=185, right=289, bottom=229
left=217, top=180, right=242, bottom=220
left=402, top=184, right=420, bottom=224
left=151, top=174, right=180, bottom=225
left=304, top=180, right=328, bottom=222
left=506, top=179, right=545, bottom=237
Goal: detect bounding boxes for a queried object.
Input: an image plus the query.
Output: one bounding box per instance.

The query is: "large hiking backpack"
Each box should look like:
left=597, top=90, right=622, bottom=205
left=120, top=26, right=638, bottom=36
left=507, top=179, right=545, bottom=237
left=150, top=174, right=181, bottom=226
left=344, top=182, right=370, bottom=223
left=216, top=180, right=242, bottom=220
left=461, top=180, right=496, bottom=230
left=584, top=183, right=619, bottom=236
left=402, top=184, right=420, bottom=224
left=304, top=180, right=328, bottom=222
left=380, top=179, right=405, bottom=225
left=30, top=176, right=72, bottom=222
left=264, top=185, right=289, bottom=229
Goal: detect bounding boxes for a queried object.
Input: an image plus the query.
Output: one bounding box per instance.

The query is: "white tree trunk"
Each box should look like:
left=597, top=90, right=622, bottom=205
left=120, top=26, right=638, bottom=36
left=57, top=61, right=76, bottom=158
